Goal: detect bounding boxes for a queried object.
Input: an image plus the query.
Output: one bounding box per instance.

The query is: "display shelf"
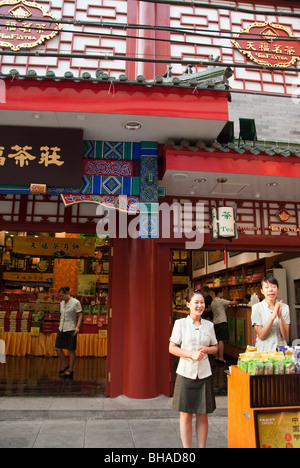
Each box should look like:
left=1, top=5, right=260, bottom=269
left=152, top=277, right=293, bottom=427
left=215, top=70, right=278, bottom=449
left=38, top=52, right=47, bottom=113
left=172, top=250, right=191, bottom=277
left=194, top=260, right=265, bottom=301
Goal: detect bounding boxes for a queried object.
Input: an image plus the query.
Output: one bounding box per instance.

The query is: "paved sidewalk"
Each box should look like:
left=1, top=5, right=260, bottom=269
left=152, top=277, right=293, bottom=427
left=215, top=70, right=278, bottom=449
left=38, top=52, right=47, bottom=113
left=0, top=395, right=228, bottom=448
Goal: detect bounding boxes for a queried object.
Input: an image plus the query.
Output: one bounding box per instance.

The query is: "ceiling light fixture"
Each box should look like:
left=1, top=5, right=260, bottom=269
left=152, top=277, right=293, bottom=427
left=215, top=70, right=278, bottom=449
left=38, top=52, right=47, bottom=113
left=266, top=182, right=278, bottom=187
left=171, top=173, right=188, bottom=181
left=123, top=121, right=143, bottom=130
left=32, top=113, right=42, bottom=119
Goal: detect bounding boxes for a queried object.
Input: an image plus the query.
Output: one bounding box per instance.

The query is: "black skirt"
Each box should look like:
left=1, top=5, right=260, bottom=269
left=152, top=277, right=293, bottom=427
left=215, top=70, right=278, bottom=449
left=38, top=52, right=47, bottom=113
left=55, top=330, right=77, bottom=351
left=172, top=374, right=216, bottom=414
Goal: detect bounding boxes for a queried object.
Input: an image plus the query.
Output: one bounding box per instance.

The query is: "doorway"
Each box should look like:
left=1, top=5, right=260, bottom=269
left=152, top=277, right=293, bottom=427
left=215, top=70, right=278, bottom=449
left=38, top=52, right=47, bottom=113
left=0, top=231, right=110, bottom=397
left=171, top=248, right=300, bottom=395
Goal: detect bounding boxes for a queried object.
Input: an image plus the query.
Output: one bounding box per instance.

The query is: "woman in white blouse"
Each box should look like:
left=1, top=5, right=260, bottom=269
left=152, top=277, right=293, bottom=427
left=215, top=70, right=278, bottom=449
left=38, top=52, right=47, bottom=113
left=169, top=290, right=218, bottom=448
left=251, top=277, right=290, bottom=351
left=55, top=286, right=82, bottom=378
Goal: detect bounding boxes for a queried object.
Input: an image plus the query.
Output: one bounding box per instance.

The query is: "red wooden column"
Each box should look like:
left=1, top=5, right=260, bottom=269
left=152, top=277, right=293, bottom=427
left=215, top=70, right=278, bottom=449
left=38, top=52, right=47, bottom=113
left=123, top=238, right=158, bottom=398
left=107, top=237, right=172, bottom=398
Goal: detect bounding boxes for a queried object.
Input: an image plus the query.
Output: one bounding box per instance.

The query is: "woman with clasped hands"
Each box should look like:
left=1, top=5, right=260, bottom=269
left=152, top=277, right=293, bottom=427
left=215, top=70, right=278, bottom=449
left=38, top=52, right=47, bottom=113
left=169, top=291, right=218, bottom=448
left=251, top=277, right=290, bottom=352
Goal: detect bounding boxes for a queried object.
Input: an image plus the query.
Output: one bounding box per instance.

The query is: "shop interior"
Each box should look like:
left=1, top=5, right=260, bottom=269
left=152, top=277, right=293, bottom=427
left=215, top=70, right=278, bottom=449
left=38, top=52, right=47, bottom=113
left=0, top=231, right=300, bottom=397
left=0, top=231, right=109, bottom=397
left=172, top=248, right=300, bottom=395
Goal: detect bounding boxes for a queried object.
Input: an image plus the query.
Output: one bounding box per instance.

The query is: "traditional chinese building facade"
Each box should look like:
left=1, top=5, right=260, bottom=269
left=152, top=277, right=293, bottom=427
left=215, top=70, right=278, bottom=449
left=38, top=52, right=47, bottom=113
left=0, top=0, right=299, bottom=398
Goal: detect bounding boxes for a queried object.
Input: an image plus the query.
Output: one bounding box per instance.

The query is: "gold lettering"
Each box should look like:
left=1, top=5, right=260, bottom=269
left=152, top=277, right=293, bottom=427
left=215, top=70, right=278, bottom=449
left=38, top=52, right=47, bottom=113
left=5, top=22, right=17, bottom=31
left=285, top=46, right=295, bottom=55
left=8, top=145, right=36, bottom=167
left=246, top=41, right=256, bottom=50
left=258, top=42, right=270, bottom=52
left=19, top=22, right=33, bottom=33
left=39, top=146, right=64, bottom=167
left=0, top=146, right=5, bottom=166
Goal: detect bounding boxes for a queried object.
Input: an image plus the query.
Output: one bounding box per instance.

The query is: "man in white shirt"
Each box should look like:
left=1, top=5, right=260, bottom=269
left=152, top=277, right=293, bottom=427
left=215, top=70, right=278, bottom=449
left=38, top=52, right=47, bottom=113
left=211, top=288, right=236, bottom=364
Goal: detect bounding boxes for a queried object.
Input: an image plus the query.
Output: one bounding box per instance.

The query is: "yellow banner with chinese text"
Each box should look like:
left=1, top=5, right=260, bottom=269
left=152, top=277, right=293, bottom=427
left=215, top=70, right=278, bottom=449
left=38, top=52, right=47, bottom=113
left=13, top=236, right=95, bottom=258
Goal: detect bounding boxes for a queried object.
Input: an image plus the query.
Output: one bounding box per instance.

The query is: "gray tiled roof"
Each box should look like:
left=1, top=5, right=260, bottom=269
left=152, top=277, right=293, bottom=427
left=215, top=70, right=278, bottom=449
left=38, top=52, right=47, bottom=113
left=0, top=64, right=231, bottom=94
left=166, top=139, right=300, bottom=158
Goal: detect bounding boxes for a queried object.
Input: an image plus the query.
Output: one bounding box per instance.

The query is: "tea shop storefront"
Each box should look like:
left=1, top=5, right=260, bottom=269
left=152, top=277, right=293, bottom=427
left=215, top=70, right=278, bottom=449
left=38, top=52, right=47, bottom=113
left=1, top=186, right=300, bottom=398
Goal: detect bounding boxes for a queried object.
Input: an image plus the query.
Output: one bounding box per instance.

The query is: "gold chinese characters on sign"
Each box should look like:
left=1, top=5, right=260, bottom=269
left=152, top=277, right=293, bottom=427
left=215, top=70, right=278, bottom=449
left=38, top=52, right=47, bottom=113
left=0, top=145, right=64, bottom=168
left=0, top=0, right=62, bottom=51
left=232, top=21, right=300, bottom=68
left=0, top=126, right=83, bottom=187
left=13, top=236, right=96, bottom=258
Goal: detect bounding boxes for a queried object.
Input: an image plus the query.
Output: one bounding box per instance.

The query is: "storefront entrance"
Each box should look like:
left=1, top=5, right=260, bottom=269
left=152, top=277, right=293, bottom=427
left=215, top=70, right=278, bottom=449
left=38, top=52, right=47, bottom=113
left=1, top=195, right=300, bottom=398
left=0, top=231, right=109, bottom=397
left=171, top=248, right=300, bottom=397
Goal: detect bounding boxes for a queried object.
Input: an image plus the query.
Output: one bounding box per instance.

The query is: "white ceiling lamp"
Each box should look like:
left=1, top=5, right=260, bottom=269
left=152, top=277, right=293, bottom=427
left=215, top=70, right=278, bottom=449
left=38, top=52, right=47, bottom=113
left=171, top=173, right=188, bottom=181
left=123, top=121, right=143, bottom=130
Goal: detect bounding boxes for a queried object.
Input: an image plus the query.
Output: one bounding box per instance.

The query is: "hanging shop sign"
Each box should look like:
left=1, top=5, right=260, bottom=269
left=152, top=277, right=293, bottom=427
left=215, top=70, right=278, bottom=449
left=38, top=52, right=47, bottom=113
left=3, top=271, right=53, bottom=282
left=211, top=206, right=238, bottom=241
left=0, top=0, right=62, bottom=51
left=13, top=236, right=95, bottom=258
left=232, top=21, right=300, bottom=68
left=0, top=126, right=83, bottom=186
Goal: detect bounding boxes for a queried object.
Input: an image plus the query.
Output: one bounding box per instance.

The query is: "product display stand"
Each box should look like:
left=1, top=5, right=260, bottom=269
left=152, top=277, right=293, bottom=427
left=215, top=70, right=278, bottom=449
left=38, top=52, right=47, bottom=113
left=228, top=366, right=300, bottom=448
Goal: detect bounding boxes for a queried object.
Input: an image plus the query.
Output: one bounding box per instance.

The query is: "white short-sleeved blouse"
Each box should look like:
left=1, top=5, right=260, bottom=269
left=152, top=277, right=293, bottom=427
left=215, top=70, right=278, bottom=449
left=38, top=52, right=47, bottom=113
left=59, top=297, right=82, bottom=332
left=251, top=300, right=291, bottom=351
left=170, top=315, right=218, bottom=380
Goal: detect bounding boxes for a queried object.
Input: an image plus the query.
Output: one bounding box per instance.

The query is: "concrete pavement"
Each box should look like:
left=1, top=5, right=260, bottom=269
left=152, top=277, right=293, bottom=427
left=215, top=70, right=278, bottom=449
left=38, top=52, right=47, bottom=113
left=0, top=395, right=228, bottom=448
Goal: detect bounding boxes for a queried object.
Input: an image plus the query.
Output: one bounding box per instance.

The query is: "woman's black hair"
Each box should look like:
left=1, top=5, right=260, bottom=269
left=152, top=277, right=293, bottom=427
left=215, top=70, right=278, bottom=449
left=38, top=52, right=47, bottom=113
left=58, top=287, right=70, bottom=294
left=186, top=290, right=205, bottom=302
left=261, top=277, right=279, bottom=288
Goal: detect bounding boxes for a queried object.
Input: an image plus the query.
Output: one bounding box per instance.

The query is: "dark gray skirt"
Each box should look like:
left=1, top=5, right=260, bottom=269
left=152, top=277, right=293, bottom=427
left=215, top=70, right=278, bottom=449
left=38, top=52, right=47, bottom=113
left=55, top=330, right=77, bottom=351
left=172, top=374, right=216, bottom=414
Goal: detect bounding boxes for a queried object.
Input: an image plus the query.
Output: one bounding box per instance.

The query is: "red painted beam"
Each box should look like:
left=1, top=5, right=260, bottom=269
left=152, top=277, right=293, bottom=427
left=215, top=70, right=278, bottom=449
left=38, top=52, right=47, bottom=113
left=165, top=147, right=300, bottom=178
left=1, top=79, right=229, bottom=121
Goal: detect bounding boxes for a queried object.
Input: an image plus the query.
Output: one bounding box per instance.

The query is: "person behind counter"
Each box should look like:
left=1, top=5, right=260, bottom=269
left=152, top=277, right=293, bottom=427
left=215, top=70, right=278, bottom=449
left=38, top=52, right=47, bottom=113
left=201, top=286, right=213, bottom=321
left=169, top=290, right=218, bottom=448
left=251, top=277, right=290, bottom=351
left=55, top=286, right=82, bottom=378
left=211, top=288, right=236, bottom=364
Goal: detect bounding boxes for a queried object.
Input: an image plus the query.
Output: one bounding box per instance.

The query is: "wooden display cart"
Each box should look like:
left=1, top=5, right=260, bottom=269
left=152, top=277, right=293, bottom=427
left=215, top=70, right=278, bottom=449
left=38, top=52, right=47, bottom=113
left=228, top=366, right=300, bottom=448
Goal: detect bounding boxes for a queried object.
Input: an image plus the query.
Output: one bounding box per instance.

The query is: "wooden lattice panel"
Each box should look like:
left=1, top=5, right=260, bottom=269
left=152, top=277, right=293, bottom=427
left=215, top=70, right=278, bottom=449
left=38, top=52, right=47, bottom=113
left=169, top=1, right=300, bottom=95
left=0, top=0, right=128, bottom=77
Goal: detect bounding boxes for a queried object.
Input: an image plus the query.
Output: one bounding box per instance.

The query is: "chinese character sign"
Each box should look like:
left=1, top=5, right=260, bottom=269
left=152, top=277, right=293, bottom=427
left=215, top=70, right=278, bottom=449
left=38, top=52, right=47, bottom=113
left=232, top=21, right=300, bottom=68
left=0, top=126, right=83, bottom=186
left=0, top=0, right=62, bottom=51
left=13, top=236, right=95, bottom=258
left=256, top=411, right=300, bottom=449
